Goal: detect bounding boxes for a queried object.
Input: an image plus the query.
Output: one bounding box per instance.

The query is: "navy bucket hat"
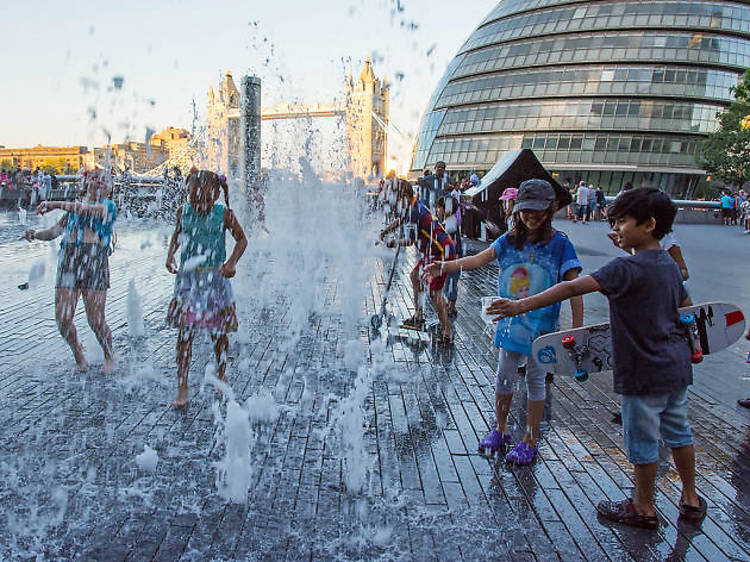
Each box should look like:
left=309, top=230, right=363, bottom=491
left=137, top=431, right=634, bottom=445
left=514, top=179, right=557, bottom=212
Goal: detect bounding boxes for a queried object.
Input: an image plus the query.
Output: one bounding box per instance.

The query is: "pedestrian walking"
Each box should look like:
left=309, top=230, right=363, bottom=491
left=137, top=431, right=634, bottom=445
left=576, top=181, right=589, bottom=223
left=490, top=188, right=705, bottom=528
left=165, top=170, right=248, bottom=408
left=425, top=179, right=583, bottom=465
left=20, top=169, right=118, bottom=374
left=595, top=186, right=607, bottom=221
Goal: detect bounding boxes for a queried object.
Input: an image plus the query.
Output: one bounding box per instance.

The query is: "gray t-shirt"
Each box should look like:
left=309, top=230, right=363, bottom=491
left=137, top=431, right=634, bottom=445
left=591, top=249, right=692, bottom=395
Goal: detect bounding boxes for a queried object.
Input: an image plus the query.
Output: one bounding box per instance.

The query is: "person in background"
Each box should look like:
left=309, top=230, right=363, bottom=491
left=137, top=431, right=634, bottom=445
left=436, top=196, right=463, bottom=318
left=595, top=186, right=607, bottom=221
left=419, top=161, right=451, bottom=210
left=720, top=191, right=734, bottom=226
left=500, top=187, right=518, bottom=232
left=575, top=181, right=589, bottom=224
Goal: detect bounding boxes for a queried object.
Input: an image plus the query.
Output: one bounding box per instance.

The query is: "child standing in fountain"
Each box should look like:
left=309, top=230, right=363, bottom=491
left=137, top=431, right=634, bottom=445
left=424, top=179, right=583, bottom=465
left=22, top=169, right=118, bottom=374
left=166, top=170, right=247, bottom=408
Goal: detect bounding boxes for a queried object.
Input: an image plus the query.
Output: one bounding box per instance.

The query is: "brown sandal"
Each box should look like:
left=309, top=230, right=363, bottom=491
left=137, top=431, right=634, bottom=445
left=678, top=496, right=707, bottom=522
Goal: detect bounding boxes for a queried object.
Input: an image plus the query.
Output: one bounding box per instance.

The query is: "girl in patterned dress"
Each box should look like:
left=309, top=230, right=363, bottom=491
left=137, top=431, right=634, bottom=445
left=166, top=170, right=247, bottom=408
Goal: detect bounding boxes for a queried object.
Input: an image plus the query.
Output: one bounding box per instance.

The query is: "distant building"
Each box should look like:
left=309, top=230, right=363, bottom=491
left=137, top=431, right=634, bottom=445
left=0, top=145, right=92, bottom=172
left=205, top=59, right=390, bottom=180
left=410, top=0, right=750, bottom=196
left=150, top=127, right=191, bottom=160
left=206, top=71, right=241, bottom=177
left=93, top=141, right=169, bottom=174
left=346, top=57, right=389, bottom=179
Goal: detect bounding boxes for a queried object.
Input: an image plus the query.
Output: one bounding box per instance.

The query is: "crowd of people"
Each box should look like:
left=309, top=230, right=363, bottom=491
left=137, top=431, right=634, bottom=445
left=13, top=158, right=750, bottom=533
left=1, top=166, right=59, bottom=203
left=373, top=163, right=750, bottom=530
left=720, top=188, right=749, bottom=232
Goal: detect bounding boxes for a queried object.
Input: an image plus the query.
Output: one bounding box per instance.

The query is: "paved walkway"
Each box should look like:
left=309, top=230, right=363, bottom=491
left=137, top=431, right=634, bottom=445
left=0, top=208, right=749, bottom=561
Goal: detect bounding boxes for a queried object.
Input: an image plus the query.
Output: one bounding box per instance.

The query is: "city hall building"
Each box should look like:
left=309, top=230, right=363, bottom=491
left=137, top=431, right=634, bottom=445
left=410, top=0, right=750, bottom=196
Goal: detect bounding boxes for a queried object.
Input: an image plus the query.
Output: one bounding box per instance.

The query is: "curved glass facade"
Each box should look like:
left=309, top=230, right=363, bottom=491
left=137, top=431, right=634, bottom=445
left=410, top=0, right=750, bottom=195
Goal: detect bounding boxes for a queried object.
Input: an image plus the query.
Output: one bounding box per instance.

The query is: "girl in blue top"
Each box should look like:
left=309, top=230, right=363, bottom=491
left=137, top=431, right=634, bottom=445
left=425, top=179, right=583, bottom=465
left=165, top=170, right=247, bottom=408
left=21, top=169, right=118, bottom=374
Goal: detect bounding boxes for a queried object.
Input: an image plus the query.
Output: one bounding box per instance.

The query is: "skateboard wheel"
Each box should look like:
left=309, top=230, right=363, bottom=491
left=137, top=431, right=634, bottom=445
left=691, top=351, right=703, bottom=364
left=562, top=335, right=576, bottom=349
left=574, top=370, right=589, bottom=383
left=370, top=314, right=382, bottom=329
left=679, top=313, right=695, bottom=325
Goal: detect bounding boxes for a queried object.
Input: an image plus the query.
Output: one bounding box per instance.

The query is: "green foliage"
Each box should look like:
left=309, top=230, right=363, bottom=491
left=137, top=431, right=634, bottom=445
left=0, top=159, right=12, bottom=170
left=698, top=69, right=750, bottom=186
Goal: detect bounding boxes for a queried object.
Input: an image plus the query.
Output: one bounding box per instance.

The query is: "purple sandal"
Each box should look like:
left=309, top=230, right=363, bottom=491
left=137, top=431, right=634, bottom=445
left=478, top=429, right=511, bottom=455
left=505, top=441, right=538, bottom=465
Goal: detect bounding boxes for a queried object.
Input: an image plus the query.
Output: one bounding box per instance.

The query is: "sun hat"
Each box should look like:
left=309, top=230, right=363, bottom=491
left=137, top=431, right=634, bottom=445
left=514, top=179, right=556, bottom=212
left=499, top=187, right=518, bottom=201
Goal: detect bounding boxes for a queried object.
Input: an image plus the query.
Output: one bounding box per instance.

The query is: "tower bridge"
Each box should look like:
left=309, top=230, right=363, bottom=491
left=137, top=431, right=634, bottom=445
left=206, top=57, right=389, bottom=180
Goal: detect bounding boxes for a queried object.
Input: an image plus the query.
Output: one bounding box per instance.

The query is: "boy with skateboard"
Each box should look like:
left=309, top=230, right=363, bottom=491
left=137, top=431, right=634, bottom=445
left=489, top=188, right=705, bottom=528
left=380, top=183, right=456, bottom=344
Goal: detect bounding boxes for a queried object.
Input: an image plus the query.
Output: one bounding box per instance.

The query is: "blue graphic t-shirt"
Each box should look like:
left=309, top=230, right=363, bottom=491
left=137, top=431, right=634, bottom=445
left=490, top=231, right=582, bottom=355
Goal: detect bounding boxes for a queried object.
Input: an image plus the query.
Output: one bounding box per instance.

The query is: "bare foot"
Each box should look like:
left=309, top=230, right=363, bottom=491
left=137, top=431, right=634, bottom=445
left=172, top=388, right=188, bottom=409
left=101, top=359, right=116, bottom=375
left=76, top=361, right=89, bottom=373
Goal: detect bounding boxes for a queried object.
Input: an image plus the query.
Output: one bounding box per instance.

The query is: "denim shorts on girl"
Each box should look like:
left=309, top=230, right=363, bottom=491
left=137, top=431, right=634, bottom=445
left=621, top=387, right=693, bottom=464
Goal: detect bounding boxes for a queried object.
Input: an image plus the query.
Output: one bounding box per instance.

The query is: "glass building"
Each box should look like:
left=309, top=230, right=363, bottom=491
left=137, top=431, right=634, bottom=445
left=410, top=0, right=750, bottom=196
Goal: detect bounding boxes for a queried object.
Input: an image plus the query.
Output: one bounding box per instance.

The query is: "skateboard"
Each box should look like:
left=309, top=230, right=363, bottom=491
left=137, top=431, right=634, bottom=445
left=531, top=302, right=745, bottom=381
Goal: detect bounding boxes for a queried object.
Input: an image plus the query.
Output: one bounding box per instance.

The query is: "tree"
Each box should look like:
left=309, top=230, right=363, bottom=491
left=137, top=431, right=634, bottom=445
left=698, top=69, right=750, bottom=188
left=0, top=159, right=12, bottom=170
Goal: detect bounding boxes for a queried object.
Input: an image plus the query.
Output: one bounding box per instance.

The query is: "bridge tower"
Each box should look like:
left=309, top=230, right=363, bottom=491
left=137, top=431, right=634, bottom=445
left=346, top=57, right=389, bottom=179
left=207, top=71, right=241, bottom=177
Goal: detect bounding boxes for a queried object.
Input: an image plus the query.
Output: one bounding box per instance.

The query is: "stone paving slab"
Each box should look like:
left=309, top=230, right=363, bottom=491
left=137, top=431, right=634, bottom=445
left=0, top=210, right=749, bottom=561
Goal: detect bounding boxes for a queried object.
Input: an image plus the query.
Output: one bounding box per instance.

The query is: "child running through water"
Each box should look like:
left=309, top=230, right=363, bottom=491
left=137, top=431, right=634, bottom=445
left=21, top=169, right=117, bottom=374
left=379, top=182, right=456, bottom=344
left=166, top=170, right=247, bottom=408
left=425, top=179, right=583, bottom=464
left=489, top=188, right=705, bottom=528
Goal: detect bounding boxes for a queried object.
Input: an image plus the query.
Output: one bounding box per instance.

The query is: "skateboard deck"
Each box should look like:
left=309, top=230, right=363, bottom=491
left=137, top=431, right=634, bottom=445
left=399, top=320, right=442, bottom=336
left=531, top=302, right=745, bottom=379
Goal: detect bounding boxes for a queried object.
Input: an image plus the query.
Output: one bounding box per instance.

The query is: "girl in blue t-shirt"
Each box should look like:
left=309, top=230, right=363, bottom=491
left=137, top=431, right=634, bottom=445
left=424, top=179, right=583, bottom=465
left=165, top=170, right=247, bottom=408
left=22, top=169, right=118, bottom=374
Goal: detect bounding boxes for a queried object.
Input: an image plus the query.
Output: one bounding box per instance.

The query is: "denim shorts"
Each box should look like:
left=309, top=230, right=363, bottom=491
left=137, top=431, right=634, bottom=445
left=621, top=387, right=693, bottom=464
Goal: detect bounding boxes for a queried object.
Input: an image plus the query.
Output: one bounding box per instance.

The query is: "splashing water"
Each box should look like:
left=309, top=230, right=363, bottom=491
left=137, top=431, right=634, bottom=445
left=126, top=278, right=144, bottom=338
left=339, top=365, right=372, bottom=495
left=135, top=445, right=159, bottom=473
left=214, top=400, right=254, bottom=504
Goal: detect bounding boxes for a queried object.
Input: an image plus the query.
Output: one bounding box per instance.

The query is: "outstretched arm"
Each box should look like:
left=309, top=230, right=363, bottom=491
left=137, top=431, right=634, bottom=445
left=423, top=245, right=497, bottom=281
left=165, top=207, right=183, bottom=274
left=37, top=200, right=111, bottom=220
left=220, top=209, right=247, bottom=278
left=488, top=275, right=600, bottom=318
left=21, top=213, right=67, bottom=241
left=379, top=216, right=402, bottom=240
left=564, top=269, right=584, bottom=328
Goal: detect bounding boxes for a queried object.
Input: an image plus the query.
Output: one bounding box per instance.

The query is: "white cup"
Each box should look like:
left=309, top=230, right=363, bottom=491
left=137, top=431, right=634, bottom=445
left=481, top=296, right=499, bottom=326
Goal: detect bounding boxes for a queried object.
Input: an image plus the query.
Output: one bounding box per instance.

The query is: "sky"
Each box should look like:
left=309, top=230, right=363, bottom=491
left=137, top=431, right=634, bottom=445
left=1, top=0, right=496, bottom=173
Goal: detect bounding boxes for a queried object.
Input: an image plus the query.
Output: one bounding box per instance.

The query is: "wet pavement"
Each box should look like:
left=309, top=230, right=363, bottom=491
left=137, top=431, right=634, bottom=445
left=0, top=207, right=749, bottom=561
